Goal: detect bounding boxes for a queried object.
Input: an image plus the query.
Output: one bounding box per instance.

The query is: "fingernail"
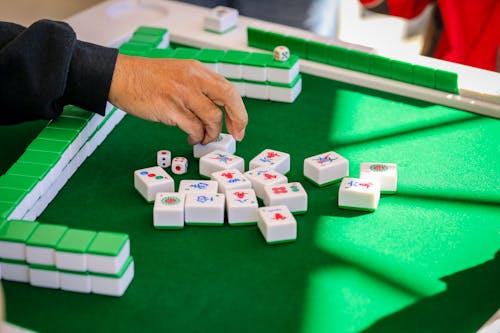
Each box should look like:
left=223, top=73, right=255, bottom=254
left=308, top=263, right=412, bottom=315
left=234, top=128, right=245, bottom=141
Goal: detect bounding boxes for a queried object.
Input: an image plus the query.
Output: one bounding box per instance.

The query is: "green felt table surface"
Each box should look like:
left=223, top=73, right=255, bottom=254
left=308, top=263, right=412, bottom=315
left=0, top=73, right=499, bottom=333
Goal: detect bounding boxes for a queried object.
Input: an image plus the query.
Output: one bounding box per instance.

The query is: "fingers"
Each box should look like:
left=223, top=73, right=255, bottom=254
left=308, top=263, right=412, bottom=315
left=170, top=106, right=205, bottom=145
left=185, top=94, right=223, bottom=145
left=196, top=66, right=248, bottom=141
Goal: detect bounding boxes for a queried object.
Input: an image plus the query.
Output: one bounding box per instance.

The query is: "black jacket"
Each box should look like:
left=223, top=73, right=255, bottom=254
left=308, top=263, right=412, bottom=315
left=0, top=19, right=118, bottom=124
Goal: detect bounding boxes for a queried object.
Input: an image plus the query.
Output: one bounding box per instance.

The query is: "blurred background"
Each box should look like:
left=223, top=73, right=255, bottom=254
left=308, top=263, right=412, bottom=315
left=0, top=0, right=431, bottom=55
left=0, top=0, right=103, bottom=26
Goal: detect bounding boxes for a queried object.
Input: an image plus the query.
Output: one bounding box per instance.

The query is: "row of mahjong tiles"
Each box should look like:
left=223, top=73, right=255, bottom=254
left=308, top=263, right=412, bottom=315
left=122, top=26, right=302, bottom=103
left=0, top=104, right=135, bottom=295
left=0, top=220, right=133, bottom=296
left=125, top=24, right=459, bottom=96
left=120, top=46, right=303, bottom=103
left=0, top=105, right=125, bottom=221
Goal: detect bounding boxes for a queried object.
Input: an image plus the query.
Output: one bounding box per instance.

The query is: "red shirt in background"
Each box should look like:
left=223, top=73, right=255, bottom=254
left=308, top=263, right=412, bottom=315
left=360, top=0, right=500, bottom=71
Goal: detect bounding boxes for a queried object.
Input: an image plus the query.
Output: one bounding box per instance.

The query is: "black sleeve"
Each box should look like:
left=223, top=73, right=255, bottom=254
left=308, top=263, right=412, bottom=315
left=0, top=19, right=118, bottom=124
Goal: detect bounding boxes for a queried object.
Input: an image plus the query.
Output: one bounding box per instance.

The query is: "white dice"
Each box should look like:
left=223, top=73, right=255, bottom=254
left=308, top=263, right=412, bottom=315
left=193, top=133, right=236, bottom=158
left=359, top=162, right=397, bottom=193
left=153, top=192, right=185, bottom=229
left=199, top=150, right=244, bottom=178
left=157, top=150, right=171, bottom=168
left=249, top=149, right=290, bottom=175
left=185, top=193, right=225, bottom=226
left=262, top=182, right=308, bottom=214
left=226, top=189, right=259, bottom=226
left=211, top=169, right=252, bottom=193
left=273, top=46, right=290, bottom=62
left=204, top=6, right=238, bottom=33
left=244, top=167, right=288, bottom=199
left=178, top=180, right=218, bottom=194
left=303, top=151, right=349, bottom=187
left=171, top=157, right=188, bottom=175
left=257, top=205, right=296, bottom=244
left=338, top=177, right=381, bottom=211
left=134, top=166, right=175, bottom=202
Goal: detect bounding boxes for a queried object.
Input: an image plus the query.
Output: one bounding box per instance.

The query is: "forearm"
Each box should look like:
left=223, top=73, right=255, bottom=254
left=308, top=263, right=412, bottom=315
left=0, top=20, right=118, bottom=125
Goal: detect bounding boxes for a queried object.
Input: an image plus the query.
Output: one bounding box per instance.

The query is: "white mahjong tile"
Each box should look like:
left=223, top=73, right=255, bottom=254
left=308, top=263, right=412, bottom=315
left=249, top=149, right=290, bottom=175
left=184, top=193, right=225, bottom=226
left=87, top=232, right=130, bottom=275
left=262, top=182, right=308, bottom=214
left=268, top=77, right=302, bottom=103
left=29, top=266, right=60, bottom=289
left=60, top=271, right=91, bottom=293
left=338, top=177, right=381, bottom=211
left=199, top=150, right=244, bottom=178
left=226, top=189, right=258, bottom=225
left=134, top=166, right=174, bottom=202
left=257, top=205, right=296, bottom=244
left=244, top=82, right=269, bottom=100
left=193, top=133, right=236, bottom=158
left=303, top=151, right=349, bottom=187
left=267, top=63, right=300, bottom=84
left=56, top=251, right=87, bottom=272
left=210, top=169, right=252, bottom=193
left=244, top=167, right=288, bottom=199
left=178, top=180, right=218, bottom=193
left=153, top=192, right=185, bottom=229
left=219, top=63, right=242, bottom=79
left=359, top=162, right=397, bottom=193
left=242, top=65, right=267, bottom=82
left=204, top=6, right=239, bottom=33
left=91, top=257, right=134, bottom=297
left=0, top=261, right=29, bottom=282
left=0, top=220, right=38, bottom=261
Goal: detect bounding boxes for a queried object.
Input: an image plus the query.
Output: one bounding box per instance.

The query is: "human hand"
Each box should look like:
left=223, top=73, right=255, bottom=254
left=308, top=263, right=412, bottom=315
left=108, top=54, right=248, bottom=145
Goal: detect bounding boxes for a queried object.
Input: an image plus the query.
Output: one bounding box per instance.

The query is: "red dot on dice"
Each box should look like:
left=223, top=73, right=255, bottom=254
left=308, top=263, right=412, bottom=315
left=148, top=173, right=156, bottom=177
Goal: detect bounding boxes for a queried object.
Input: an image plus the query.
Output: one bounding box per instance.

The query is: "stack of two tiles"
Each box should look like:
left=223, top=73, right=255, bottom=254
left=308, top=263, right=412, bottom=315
left=0, top=104, right=124, bottom=222
left=0, top=106, right=104, bottom=221
left=338, top=163, right=397, bottom=211
left=210, top=49, right=302, bottom=103
left=0, top=220, right=134, bottom=297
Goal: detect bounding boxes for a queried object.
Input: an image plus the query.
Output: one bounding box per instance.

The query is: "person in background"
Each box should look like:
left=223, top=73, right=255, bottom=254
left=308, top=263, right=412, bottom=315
left=180, top=0, right=340, bottom=37
left=360, top=0, right=500, bottom=72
